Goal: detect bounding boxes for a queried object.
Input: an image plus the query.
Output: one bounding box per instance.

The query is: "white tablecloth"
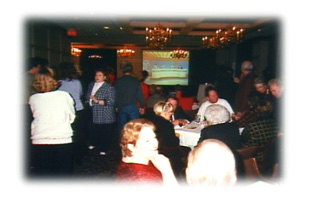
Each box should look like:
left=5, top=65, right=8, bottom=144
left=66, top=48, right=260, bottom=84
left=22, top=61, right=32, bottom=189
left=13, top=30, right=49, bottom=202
left=175, top=122, right=203, bottom=149
left=175, top=122, right=244, bottom=149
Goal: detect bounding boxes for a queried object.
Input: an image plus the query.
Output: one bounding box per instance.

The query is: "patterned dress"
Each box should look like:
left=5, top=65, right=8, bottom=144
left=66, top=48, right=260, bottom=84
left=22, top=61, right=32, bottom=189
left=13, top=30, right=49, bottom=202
left=241, top=118, right=278, bottom=162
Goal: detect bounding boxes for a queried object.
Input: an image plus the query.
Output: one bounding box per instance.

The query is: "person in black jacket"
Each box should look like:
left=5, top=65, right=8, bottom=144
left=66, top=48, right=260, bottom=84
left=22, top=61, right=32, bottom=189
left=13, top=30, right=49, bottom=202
left=198, top=104, right=241, bottom=150
left=167, top=96, right=192, bottom=123
left=146, top=101, right=190, bottom=180
left=198, top=104, right=244, bottom=179
left=114, top=61, right=145, bottom=134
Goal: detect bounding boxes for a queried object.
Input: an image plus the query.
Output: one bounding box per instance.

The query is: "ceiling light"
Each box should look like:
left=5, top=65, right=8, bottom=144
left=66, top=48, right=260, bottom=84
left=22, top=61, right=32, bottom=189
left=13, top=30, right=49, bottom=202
left=170, top=49, right=188, bottom=59
left=117, top=47, right=135, bottom=57
left=88, top=55, right=102, bottom=59
left=146, top=24, right=172, bottom=49
left=71, top=47, right=81, bottom=56
left=202, top=26, right=244, bottom=49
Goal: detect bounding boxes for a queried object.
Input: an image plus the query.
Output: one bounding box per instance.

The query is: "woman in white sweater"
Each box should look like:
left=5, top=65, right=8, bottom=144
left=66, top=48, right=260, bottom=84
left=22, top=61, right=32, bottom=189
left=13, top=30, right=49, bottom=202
left=29, top=67, right=75, bottom=177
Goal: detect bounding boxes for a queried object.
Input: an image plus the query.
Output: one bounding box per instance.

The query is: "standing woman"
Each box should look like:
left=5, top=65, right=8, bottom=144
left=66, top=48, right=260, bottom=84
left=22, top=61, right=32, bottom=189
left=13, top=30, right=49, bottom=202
left=57, top=62, right=86, bottom=163
left=86, top=68, right=115, bottom=155
left=29, top=67, right=75, bottom=177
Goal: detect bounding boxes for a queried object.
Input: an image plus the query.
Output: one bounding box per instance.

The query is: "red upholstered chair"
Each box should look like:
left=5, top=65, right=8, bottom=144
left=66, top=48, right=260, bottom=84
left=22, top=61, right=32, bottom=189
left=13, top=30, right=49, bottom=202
left=176, top=91, right=195, bottom=111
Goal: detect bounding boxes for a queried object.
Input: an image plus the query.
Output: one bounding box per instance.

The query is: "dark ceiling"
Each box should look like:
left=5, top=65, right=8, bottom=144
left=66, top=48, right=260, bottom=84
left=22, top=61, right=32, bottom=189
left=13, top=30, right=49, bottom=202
left=42, top=15, right=280, bottom=49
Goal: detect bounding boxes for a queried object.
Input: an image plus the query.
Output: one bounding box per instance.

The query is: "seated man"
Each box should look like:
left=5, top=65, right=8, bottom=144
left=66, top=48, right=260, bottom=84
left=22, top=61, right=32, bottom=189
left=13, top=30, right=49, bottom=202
left=197, top=86, right=234, bottom=122
left=167, top=96, right=192, bottom=126
left=240, top=97, right=278, bottom=163
left=268, top=78, right=283, bottom=128
left=253, top=77, right=274, bottom=103
left=198, top=104, right=241, bottom=150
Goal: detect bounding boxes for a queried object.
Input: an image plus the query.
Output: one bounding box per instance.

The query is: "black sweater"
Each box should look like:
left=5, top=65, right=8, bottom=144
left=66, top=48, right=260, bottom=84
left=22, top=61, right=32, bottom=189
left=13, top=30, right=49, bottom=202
left=114, top=75, right=145, bottom=107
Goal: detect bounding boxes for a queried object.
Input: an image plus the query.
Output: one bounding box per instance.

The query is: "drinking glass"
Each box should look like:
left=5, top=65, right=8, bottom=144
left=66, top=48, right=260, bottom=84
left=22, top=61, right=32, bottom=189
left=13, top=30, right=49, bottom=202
left=194, top=114, right=201, bottom=123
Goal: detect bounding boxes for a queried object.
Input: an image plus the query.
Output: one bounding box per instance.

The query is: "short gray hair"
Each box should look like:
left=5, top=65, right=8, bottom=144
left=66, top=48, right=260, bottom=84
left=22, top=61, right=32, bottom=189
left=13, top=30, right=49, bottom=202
left=241, top=60, right=253, bottom=71
left=254, top=77, right=266, bottom=85
left=268, top=78, right=282, bottom=88
left=204, top=104, right=230, bottom=125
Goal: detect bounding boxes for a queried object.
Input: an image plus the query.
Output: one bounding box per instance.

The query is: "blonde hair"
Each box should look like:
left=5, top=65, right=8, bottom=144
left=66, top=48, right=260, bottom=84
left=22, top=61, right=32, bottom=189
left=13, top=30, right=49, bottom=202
left=32, top=67, right=60, bottom=93
left=186, top=139, right=237, bottom=186
left=153, top=101, right=174, bottom=116
left=120, top=119, right=156, bottom=157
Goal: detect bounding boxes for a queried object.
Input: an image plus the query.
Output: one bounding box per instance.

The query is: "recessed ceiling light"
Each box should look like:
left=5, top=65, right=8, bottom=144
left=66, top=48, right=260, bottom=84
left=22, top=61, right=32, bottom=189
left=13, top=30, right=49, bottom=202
left=120, top=27, right=123, bottom=30
left=103, top=26, right=110, bottom=30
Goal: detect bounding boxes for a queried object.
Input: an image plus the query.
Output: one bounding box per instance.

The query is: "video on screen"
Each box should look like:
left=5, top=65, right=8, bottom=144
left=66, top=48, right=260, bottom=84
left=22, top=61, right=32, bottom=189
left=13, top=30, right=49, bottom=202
left=142, top=50, right=189, bottom=86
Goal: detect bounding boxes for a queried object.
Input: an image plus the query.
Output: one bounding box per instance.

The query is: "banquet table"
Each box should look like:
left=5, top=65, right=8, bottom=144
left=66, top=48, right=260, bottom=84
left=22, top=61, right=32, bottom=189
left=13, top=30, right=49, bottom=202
left=174, top=122, right=203, bottom=149
left=175, top=122, right=244, bottom=149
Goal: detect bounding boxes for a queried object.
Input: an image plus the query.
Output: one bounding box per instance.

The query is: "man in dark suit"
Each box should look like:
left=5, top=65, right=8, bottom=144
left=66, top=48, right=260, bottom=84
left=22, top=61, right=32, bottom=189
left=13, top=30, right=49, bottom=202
left=167, top=96, right=192, bottom=124
left=198, top=104, right=241, bottom=150
left=198, top=104, right=244, bottom=178
left=234, top=60, right=257, bottom=120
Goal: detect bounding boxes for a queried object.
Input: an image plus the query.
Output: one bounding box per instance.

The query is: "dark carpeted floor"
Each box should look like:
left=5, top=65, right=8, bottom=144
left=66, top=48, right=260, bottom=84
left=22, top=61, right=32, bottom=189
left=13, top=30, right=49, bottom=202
left=71, top=147, right=122, bottom=179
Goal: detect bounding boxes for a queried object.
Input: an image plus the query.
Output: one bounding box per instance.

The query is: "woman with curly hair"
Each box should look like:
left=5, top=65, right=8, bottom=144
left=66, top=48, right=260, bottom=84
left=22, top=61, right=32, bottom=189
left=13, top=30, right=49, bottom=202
left=29, top=67, right=75, bottom=177
left=116, top=119, right=177, bottom=186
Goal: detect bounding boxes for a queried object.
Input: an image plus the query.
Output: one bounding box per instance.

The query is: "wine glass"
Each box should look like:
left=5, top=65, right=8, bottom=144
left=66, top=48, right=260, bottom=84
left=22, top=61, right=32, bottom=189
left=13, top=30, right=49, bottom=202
left=194, top=114, right=201, bottom=123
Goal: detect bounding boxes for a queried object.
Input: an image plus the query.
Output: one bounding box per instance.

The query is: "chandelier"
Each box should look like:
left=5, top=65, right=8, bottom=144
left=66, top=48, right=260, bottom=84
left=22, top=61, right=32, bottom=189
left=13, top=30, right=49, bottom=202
left=170, top=49, right=188, bottom=59
left=202, top=26, right=244, bottom=48
left=71, top=47, right=82, bottom=56
left=117, top=47, right=135, bottom=57
left=146, top=24, right=172, bottom=49
left=88, top=55, right=102, bottom=59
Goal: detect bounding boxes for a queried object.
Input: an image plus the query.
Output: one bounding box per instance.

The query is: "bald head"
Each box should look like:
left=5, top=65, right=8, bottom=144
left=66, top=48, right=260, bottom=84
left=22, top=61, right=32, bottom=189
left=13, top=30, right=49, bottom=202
left=186, top=139, right=237, bottom=186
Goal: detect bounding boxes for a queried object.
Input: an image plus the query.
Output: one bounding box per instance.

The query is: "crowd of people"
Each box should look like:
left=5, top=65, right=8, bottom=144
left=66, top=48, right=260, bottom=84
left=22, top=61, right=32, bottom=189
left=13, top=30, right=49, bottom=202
left=25, top=57, right=283, bottom=186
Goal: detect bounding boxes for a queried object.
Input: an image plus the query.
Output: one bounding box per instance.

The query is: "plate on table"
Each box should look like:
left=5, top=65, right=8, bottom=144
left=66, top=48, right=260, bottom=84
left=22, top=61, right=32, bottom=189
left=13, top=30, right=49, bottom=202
left=185, top=126, right=197, bottom=129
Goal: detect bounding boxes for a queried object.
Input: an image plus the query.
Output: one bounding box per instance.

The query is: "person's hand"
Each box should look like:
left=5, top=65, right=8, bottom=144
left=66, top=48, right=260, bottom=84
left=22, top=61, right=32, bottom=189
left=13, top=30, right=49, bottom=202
left=90, top=95, right=98, bottom=102
left=172, top=119, right=189, bottom=127
left=233, top=112, right=244, bottom=121
left=150, top=154, right=173, bottom=173
left=179, top=119, right=189, bottom=126
left=139, top=108, right=145, bottom=115
left=150, top=153, right=178, bottom=186
left=232, top=114, right=240, bottom=121
left=233, top=77, right=240, bottom=83
left=172, top=119, right=180, bottom=126
left=277, top=132, right=283, bottom=137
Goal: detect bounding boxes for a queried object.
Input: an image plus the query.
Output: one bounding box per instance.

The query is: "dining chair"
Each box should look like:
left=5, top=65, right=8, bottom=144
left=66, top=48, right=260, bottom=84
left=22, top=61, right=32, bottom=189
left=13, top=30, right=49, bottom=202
left=243, top=157, right=277, bottom=184
left=236, top=146, right=260, bottom=159
left=243, top=157, right=262, bottom=180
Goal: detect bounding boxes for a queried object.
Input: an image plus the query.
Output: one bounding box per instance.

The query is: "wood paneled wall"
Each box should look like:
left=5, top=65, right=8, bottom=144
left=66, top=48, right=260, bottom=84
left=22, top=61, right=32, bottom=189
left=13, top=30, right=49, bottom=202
left=25, top=21, right=72, bottom=67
